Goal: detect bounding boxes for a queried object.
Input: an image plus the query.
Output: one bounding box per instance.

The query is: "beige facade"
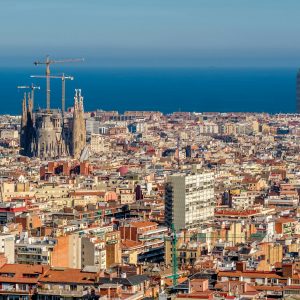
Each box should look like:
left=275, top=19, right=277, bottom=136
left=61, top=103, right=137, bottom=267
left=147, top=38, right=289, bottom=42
left=90, top=133, right=109, bottom=153
left=0, top=234, right=14, bottom=264
left=81, top=237, right=106, bottom=270
left=72, top=89, right=86, bottom=159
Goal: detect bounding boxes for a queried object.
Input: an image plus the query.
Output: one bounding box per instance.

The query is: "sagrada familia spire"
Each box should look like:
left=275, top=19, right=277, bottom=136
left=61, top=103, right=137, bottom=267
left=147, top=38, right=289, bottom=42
left=20, top=92, right=35, bottom=157
left=71, top=89, right=86, bottom=159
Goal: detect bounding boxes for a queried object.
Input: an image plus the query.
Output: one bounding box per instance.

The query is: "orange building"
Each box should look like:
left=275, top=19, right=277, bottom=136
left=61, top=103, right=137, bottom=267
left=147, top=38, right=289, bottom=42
left=120, top=221, right=159, bottom=241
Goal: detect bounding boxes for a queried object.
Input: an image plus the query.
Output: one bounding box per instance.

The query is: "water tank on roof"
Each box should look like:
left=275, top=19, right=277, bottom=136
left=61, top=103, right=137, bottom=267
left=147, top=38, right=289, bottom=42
left=118, top=166, right=129, bottom=176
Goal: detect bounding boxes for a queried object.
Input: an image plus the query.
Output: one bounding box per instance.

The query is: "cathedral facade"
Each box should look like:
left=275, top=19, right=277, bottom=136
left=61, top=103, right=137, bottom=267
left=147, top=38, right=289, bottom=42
left=20, top=89, right=86, bottom=159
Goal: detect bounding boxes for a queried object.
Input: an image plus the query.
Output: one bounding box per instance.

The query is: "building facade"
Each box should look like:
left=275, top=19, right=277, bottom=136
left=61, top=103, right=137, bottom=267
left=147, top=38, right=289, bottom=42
left=165, top=172, right=215, bottom=230
left=0, top=234, right=14, bottom=264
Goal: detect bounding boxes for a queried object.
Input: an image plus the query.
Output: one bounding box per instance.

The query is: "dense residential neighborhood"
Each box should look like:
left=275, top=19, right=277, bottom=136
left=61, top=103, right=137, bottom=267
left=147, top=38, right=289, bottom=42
left=0, top=111, right=299, bottom=299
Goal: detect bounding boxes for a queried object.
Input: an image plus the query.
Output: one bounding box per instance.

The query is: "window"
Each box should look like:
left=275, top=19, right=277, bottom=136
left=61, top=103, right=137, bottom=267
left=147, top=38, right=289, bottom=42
left=70, top=284, right=77, bottom=291
left=0, top=273, right=15, bottom=277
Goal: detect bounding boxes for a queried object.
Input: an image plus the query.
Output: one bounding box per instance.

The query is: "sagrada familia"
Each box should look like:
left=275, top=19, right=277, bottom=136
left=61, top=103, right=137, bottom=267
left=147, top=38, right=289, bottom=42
left=20, top=89, right=86, bottom=160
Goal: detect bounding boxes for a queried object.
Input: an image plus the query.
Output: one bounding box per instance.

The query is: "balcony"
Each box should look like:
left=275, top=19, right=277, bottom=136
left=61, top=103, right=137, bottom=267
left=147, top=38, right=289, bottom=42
left=122, top=291, right=144, bottom=300
left=16, top=249, right=42, bottom=254
left=38, top=288, right=88, bottom=297
left=0, top=287, right=31, bottom=295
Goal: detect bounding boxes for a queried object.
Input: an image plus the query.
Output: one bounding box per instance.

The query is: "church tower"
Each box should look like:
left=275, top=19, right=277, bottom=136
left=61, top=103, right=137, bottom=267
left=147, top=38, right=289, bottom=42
left=20, top=93, right=28, bottom=155
left=72, top=89, right=86, bottom=159
left=20, top=92, right=36, bottom=157
left=21, top=93, right=27, bottom=127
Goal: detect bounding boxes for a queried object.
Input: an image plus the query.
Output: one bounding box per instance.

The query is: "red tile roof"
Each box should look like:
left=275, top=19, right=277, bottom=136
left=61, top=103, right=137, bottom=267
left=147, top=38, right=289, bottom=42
left=40, top=268, right=96, bottom=284
left=0, top=264, right=49, bottom=284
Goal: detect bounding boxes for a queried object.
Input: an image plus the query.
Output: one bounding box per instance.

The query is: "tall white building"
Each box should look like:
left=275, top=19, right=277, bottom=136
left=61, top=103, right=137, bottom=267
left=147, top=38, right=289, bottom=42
left=0, top=234, right=14, bottom=263
left=165, top=172, right=215, bottom=231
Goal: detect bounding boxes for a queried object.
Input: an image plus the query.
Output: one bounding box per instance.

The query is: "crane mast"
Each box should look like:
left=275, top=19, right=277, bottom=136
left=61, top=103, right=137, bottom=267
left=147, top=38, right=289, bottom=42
left=61, top=74, right=73, bottom=114
left=33, top=56, right=83, bottom=111
left=31, top=74, right=74, bottom=115
left=171, top=223, right=178, bottom=287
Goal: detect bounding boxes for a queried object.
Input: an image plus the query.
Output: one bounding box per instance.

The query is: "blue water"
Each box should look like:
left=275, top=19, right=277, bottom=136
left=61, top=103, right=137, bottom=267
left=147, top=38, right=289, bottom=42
left=0, top=67, right=297, bottom=114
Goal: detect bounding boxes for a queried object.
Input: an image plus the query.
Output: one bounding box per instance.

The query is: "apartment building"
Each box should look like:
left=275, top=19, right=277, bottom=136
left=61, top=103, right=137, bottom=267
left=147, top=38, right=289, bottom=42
left=15, top=235, right=82, bottom=268
left=81, top=236, right=106, bottom=270
left=165, top=172, right=215, bottom=230
left=90, top=133, right=109, bottom=154
left=0, top=234, right=14, bottom=263
left=120, top=221, right=167, bottom=263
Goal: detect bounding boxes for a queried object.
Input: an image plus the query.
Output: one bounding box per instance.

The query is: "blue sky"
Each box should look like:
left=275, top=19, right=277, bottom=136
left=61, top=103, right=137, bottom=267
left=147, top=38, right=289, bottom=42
left=1, top=0, right=300, bottom=67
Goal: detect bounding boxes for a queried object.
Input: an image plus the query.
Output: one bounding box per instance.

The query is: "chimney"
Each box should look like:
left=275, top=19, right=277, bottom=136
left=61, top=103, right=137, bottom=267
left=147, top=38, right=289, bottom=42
left=236, top=261, right=246, bottom=272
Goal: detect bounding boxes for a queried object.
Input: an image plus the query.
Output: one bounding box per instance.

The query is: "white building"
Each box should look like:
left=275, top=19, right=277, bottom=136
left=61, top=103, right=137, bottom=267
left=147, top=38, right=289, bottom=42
left=165, top=171, right=215, bottom=230
left=0, top=234, right=14, bottom=263
left=198, top=123, right=219, bottom=135
left=231, top=192, right=256, bottom=210
left=0, top=130, right=18, bottom=139
left=90, top=133, right=108, bottom=154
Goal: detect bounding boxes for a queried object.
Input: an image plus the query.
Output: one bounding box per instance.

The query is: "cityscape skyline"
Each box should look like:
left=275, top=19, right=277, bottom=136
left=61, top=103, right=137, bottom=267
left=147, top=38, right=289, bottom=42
left=2, top=2, right=300, bottom=300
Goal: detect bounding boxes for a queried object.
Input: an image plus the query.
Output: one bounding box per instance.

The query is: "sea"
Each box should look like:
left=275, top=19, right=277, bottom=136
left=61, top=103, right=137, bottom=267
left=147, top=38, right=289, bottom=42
left=0, top=67, right=298, bottom=115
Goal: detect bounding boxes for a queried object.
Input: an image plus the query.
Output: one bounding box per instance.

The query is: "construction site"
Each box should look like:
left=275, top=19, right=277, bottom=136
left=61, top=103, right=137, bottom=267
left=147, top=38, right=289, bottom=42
left=19, top=56, right=86, bottom=160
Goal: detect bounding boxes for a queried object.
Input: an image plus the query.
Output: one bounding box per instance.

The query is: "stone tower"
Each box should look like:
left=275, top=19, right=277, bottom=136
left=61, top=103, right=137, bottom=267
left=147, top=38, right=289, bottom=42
left=20, top=93, right=28, bottom=155
left=71, top=89, right=86, bottom=159
left=20, top=92, right=35, bottom=157
left=34, top=110, right=69, bottom=158
left=21, top=92, right=27, bottom=128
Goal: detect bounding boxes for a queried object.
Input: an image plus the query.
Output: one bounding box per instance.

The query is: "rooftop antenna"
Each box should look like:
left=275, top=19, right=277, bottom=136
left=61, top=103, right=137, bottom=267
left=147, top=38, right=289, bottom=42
left=33, top=55, right=84, bottom=111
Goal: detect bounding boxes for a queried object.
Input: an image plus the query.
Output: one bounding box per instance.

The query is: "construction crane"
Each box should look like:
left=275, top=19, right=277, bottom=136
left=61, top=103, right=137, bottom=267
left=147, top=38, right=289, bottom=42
left=177, top=135, right=181, bottom=169
left=170, top=223, right=178, bottom=287
left=31, top=74, right=74, bottom=115
left=17, top=84, right=40, bottom=109
left=33, top=55, right=84, bottom=111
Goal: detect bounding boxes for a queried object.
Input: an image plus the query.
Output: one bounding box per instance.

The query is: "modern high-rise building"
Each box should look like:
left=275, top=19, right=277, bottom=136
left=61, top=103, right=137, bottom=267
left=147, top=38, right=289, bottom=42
left=297, top=69, right=300, bottom=113
left=165, top=171, right=215, bottom=231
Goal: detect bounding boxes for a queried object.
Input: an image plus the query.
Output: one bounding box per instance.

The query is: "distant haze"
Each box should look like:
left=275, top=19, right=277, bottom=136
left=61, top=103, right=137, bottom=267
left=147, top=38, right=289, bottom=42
left=1, top=0, right=300, bottom=67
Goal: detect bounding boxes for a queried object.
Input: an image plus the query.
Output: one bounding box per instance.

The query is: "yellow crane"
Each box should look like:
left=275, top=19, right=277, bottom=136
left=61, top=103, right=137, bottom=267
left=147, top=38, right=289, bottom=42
left=33, top=55, right=84, bottom=111
left=17, top=84, right=40, bottom=109
left=31, top=74, right=74, bottom=115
